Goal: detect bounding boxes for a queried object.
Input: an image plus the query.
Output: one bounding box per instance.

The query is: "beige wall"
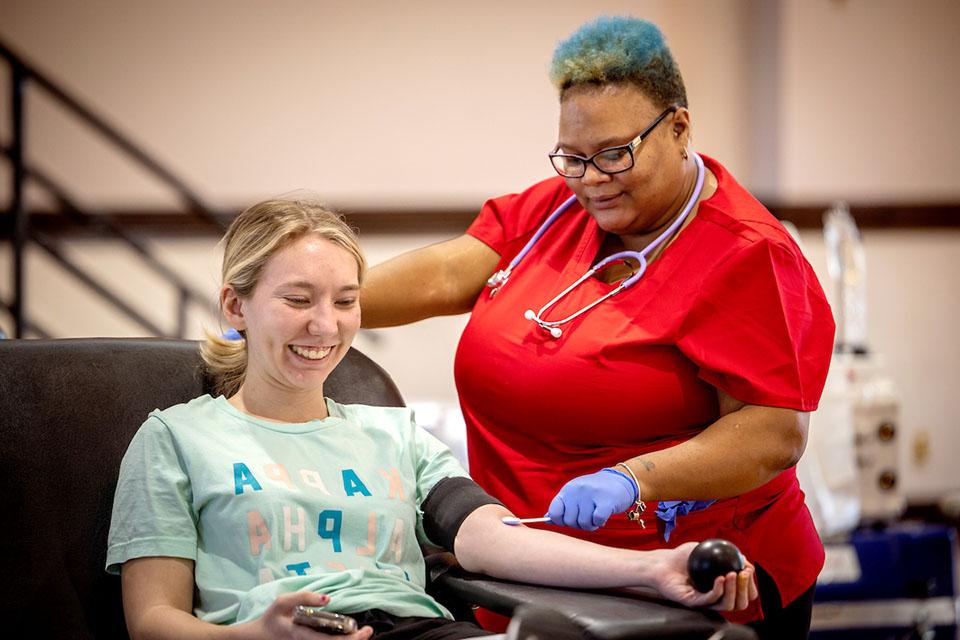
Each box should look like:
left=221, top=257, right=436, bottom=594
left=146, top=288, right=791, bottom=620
left=1, top=1, right=959, bottom=500
left=4, top=0, right=958, bottom=206
left=778, top=0, right=960, bottom=201
left=0, top=0, right=755, bottom=209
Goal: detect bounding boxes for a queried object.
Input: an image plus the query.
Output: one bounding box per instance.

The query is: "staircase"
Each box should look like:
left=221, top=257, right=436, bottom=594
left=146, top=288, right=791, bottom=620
left=1, top=37, right=226, bottom=338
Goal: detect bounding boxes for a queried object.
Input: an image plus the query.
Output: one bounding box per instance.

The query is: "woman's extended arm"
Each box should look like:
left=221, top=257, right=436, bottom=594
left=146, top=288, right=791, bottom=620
left=546, top=390, right=809, bottom=530
left=625, top=391, right=809, bottom=501
left=360, top=234, right=499, bottom=327
left=121, top=557, right=373, bottom=640
left=453, top=504, right=757, bottom=611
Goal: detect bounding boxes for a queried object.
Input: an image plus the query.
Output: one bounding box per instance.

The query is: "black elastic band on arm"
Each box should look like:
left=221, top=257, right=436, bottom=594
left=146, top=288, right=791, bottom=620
left=422, top=476, right=503, bottom=553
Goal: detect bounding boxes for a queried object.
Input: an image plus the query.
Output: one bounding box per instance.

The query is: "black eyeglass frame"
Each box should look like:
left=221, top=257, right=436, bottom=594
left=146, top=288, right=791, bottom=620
left=548, top=105, right=679, bottom=179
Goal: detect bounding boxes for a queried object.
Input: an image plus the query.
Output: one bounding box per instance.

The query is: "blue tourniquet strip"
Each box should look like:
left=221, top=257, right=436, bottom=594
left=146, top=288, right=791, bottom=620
left=656, top=500, right=715, bottom=541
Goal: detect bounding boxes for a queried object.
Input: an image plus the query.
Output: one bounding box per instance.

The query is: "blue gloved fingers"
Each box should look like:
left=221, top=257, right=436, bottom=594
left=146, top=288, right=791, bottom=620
left=548, top=486, right=598, bottom=530
left=547, top=491, right=586, bottom=529
left=561, top=497, right=583, bottom=529
left=546, top=494, right=566, bottom=526
left=548, top=468, right=639, bottom=531
left=591, top=499, right=618, bottom=529
left=577, top=496, right=599, bottom=530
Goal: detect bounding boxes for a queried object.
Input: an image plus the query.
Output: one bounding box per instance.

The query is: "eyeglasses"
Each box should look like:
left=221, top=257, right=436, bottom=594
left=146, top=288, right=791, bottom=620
left=548, top=106, right=678, bottom=179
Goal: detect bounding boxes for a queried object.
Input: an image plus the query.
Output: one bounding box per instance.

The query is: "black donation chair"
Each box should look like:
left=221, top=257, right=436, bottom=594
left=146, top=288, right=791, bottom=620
left=0, top=338, right=754, bottom=639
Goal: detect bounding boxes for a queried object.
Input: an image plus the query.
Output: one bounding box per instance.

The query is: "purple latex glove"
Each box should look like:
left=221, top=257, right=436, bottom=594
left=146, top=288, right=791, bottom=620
left=656, top=500, right=715, bottom=541
left=546, top=468, right=637, bottom=531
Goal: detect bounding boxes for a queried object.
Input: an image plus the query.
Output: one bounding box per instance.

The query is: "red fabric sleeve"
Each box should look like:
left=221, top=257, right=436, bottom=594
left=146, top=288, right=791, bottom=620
left=466, top=177, right=572, bottom=254
left=678, top=238, right=835, bottom=410
left=466, top=192, right=516, bottom=254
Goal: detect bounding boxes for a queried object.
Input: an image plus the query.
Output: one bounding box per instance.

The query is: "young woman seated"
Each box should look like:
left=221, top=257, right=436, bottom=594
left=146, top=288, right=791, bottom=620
left=106, top=199, right=757, bottom=640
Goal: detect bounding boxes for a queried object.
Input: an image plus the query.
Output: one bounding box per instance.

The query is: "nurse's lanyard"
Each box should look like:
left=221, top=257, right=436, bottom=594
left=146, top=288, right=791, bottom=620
left=485, top=153, right=705, bottom=339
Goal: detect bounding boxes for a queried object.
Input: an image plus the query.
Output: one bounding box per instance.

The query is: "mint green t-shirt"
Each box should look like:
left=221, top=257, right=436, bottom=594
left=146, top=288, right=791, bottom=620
left=106, top=395, right=469, bottom=624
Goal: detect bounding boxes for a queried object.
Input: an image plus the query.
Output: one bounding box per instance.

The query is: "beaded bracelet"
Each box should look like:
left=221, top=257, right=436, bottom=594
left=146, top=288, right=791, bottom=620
left=615, top=462, right=647, bottom=528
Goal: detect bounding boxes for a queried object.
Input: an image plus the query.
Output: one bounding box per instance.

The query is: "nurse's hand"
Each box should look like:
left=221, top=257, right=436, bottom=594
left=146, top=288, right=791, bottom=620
left=547, top=468, right=637, bottom=530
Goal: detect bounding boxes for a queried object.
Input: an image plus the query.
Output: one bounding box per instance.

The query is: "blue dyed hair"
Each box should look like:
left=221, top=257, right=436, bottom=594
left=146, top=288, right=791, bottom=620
left=550, top=16, right=687, bottom=108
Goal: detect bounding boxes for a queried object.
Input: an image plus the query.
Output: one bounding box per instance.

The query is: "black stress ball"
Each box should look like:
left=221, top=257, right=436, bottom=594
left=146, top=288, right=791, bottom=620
left=687, top=539, right=746, bottom=592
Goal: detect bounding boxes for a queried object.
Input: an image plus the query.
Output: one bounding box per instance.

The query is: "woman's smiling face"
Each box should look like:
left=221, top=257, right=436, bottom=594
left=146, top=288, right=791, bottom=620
left=225, top=233, right=361, bottom=397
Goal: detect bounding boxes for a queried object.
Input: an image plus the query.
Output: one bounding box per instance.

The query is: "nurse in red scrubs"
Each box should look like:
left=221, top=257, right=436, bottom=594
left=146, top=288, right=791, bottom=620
left=361, top=16, right=834, bottom=639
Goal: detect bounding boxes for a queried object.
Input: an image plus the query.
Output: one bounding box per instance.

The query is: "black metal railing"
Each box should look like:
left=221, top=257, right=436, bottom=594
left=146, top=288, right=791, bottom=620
left=0, top=37, right=224, bottom=338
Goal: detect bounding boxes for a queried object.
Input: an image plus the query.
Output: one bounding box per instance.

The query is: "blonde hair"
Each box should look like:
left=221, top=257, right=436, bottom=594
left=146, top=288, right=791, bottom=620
left=201, top=198, right=365, bottom=397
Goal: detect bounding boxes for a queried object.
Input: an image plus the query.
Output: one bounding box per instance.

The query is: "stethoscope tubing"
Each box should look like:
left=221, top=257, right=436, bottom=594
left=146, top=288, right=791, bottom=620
left=485, top=194, right=579, bottom=292
left=490, top=153, right=706, bottom=338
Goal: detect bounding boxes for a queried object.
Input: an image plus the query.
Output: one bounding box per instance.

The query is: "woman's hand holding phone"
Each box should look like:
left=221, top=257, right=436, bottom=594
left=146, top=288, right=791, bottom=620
left=244, top=591, right=373, bottom=639
left=292, top=605, right=358, bottom=634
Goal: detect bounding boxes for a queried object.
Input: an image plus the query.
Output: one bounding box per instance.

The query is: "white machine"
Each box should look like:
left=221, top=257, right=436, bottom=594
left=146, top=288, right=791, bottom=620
left=797, top=203, right=905, bottom=539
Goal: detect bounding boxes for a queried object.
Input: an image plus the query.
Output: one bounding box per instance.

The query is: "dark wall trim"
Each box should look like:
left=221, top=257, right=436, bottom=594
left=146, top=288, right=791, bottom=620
left=767, top=203, right=960, bottom=230
left=2, top=203, right=959, bottom=237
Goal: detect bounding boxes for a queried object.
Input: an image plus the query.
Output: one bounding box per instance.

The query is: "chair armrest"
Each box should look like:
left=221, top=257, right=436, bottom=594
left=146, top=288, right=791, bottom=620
left=425, top=551, right=757, bottom=639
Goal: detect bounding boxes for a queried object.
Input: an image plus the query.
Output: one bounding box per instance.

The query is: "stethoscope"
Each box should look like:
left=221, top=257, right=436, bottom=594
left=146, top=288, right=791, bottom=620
left=485, top=152, right=705, bottom=339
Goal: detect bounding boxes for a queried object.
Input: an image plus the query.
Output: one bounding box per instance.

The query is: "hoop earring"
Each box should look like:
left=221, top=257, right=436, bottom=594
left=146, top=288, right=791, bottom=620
left=681, top=148, right=689, bottom=160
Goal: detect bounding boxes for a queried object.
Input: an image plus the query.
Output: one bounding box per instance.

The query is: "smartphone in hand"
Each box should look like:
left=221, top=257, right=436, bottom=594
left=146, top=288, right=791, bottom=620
left=292, top=605, right=359, bottom=635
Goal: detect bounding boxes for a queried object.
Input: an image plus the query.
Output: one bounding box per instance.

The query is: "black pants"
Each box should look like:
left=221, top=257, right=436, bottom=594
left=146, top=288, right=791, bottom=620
left=747, top=564, right=816, bottom=640
left=351, top=609, right=494, bottom=640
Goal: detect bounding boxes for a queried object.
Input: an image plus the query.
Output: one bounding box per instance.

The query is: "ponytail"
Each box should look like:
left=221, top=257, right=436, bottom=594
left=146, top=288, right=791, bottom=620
left=200, top=330, right=247, bottom=398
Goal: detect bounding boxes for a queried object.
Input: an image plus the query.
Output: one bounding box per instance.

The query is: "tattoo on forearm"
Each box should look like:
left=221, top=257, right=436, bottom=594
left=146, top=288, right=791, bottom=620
left=636, top=458, right=655, bottom=472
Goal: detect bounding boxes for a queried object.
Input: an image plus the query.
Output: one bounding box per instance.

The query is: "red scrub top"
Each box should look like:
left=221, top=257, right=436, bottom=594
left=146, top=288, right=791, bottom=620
left=455, top=155, right=834, bottom=622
